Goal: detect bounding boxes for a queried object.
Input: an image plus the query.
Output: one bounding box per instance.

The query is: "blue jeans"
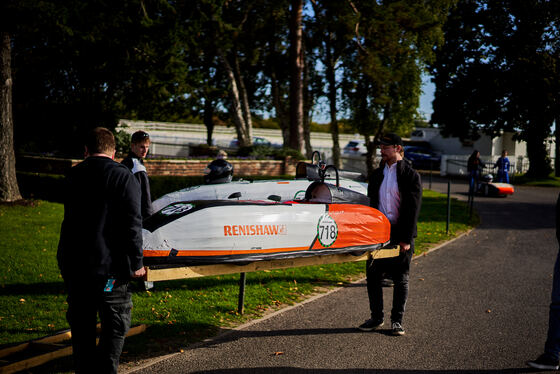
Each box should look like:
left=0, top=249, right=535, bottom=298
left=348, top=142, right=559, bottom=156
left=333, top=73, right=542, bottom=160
left=366, top=240, right=414, bottom=324
left=469, top=171, right=478, bottom=194
left=545, top=251, right=560, bottom=360
left=65, top=278, right=132, bottom=374
left=496, top=171, right=509, bottom=183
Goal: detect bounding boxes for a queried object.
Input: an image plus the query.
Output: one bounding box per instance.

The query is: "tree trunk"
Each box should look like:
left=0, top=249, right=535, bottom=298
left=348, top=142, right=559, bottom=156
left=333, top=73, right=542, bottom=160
left=218, top=49, right=252, bottom=147
left=203, top=98, right=214, bottom=146
left=526, top=125, right=552, bottom=178
left=325, top=38, right=341, bottom=169
left=0, top=32, right=21, bottom=202
left=365, top=104, right=390, bottom=178
left=365, top=135, right=375, bottom=179
left=270, top=69, right=290, bottom=147
left=302, top=37, right=313, bottom=158
left=289, top=0, right=304, bottom=154
left=233, top=52, right=253, bottom=144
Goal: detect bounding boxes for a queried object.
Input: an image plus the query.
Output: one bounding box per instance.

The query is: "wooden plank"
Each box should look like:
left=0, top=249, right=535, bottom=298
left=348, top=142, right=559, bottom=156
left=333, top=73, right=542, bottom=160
left=0, top=325, right=146, bottom=374
left=33, top=330, right=72, bottom=345
left=146, top=246, right=399, bottom=282
left=0, top=330, right=72, bottom=359
left=0, top=347, right=73, bottom=374
left=0, top=344, right=29, bottom=360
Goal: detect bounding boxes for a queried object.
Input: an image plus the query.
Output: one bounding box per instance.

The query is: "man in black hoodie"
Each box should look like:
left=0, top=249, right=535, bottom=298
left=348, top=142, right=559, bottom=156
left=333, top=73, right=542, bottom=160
left=58, top=127, right=145, bottom=374
left=121, top=130, right=154, bottom=219
left=358, top=133, right=422, bottom=336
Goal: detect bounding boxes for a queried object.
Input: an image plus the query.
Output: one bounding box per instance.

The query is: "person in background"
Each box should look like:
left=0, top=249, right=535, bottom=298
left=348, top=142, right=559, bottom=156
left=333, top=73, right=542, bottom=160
left=216, top=149, right=228, bottom=160
left=204, top=158, right=234, bottom=184
left=57, top=127, right=145, bottom=374
left=467, top=150, right=485, bottom=195
left=527, top=193, right=560, bottom=370
left=121, top=131, right=154, bottom=219
left=358, top=133, right=422, bottom=336
left=494, top=150, right=510, bottom=183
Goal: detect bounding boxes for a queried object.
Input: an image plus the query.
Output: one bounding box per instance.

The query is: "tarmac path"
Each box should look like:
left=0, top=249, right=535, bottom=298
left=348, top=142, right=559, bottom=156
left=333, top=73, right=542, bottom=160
left=127, top=178, right=559, bottom=373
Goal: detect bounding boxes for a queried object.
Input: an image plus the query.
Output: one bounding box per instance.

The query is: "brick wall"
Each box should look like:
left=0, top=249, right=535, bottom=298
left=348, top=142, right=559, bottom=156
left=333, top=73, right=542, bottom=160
left=17, top=155, right=298, bottom=177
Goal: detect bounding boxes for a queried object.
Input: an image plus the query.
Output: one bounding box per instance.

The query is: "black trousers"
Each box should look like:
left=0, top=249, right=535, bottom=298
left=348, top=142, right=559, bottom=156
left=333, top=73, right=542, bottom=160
left=366, top=239, right=414, bottom=324
left=64, top=278, right=132, bottom=374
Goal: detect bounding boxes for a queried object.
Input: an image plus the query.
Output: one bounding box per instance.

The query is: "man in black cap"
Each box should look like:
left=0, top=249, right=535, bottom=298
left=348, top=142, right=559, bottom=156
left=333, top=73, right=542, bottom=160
left=358, top=132, right=422, bottom=336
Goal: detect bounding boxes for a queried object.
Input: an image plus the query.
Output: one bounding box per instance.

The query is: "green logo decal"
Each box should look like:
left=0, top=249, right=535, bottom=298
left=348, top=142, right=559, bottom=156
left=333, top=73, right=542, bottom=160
left=317, top=213, right=338, bottom=247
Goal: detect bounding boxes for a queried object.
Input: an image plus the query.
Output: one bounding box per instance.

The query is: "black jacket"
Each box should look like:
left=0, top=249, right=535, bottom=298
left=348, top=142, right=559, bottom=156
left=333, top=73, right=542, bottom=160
left=368, top=160, right=422, bottom=245
left=121, top=153, right=154, bottom=218
left=57, top=156, right=144, bottom=280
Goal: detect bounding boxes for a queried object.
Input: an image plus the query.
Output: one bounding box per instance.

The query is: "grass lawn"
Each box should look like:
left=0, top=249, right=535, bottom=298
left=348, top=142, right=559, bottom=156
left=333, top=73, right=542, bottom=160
left=513, top=174, right=560, bottom=188
left=0, top=189, right=476, bottom=370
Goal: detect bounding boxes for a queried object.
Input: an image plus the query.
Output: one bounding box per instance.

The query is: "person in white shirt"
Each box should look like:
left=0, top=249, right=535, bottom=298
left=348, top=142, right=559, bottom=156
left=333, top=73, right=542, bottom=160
left=358, top=133, right=422, bottom=336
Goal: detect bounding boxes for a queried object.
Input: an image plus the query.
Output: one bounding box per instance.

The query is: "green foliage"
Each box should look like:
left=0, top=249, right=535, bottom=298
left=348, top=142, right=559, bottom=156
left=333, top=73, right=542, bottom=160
left=249, top=119, right=354, bottom=135
left=114, top=129, right=131, bottom=157
left=234, top=145, right=305, bottom=161
left=9, top=0, right=192, bottom=156
left=16, top=172, right=66, bottom=203
left=272, top=147, right=306, bottom=161
left=342, top=0, right=454, bottom=141
left=309, top=122, right=332, bottom=133
left=430, top=0, right=560, bottom=177
left=189, top=144, right=220, bottom=158
left=235, top=145, right=274, bottom=159
left=253, top=117, right=280, bottom=130
left=511, top=174, right=560, bottom=188
left=6, top=0, right=455, bottom=161
left=244, top=145, right=276, bottom=159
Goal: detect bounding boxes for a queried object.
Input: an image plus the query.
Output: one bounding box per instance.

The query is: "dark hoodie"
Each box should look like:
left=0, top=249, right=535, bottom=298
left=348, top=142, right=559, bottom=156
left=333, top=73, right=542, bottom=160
left=57, top=156, right=143, bottom=280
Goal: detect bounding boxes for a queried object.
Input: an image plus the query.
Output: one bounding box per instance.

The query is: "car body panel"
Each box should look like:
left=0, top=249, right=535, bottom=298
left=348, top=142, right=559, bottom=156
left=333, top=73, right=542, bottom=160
left=143, top=199, right=391, bottom=266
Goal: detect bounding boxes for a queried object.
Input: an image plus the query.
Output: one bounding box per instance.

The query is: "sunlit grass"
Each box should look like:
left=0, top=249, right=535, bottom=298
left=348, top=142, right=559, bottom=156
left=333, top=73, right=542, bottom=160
left=513, top=173, right=560, bottom=187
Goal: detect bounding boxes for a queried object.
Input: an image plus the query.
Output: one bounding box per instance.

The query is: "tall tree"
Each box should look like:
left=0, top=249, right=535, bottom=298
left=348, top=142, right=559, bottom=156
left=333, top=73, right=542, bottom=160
left=194, top=0, right=277, bottom=148
left=262, top=4, right=291, bottom=147
left=289, top=0, right=305, bottom=153
left=0, top=32, right=21, bottom=202
left=310, top=0, right=354, bottom=168
left=342, top=0, right=453, bottom=175
left=431, top=0, right=560, bottom=177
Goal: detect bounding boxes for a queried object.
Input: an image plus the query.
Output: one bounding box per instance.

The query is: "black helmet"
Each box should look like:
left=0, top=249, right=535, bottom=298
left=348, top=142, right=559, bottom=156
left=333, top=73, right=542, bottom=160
left=204, top=159, right=234, bottom=184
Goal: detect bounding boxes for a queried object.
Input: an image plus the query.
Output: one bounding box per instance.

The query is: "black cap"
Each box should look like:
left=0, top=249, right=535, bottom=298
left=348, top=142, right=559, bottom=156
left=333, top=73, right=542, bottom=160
left=131, top=131, right=150, bottom=143
left=375, top=133, right=403, bottom=146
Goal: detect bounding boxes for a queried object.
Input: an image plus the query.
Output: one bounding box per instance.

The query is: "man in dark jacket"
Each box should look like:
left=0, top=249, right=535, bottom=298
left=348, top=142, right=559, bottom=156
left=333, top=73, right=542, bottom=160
left=121, top=130, right=154, bottom=219
left=358, top=133, right=422, bottom=336
left=58, top=127, right=145, bottom=374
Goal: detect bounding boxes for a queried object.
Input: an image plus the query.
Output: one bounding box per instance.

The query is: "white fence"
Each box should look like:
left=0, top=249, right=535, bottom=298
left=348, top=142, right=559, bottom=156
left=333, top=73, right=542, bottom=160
left=117, top=119, right=363, bottom=162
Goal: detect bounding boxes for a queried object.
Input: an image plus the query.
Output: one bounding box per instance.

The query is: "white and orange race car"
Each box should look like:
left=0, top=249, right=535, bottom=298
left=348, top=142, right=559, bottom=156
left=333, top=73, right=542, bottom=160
left=477, top=174, right=514, bottom=197
left=151, top=157, right=368, bottom=210
left=142, top=169, right=391, bottom=266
